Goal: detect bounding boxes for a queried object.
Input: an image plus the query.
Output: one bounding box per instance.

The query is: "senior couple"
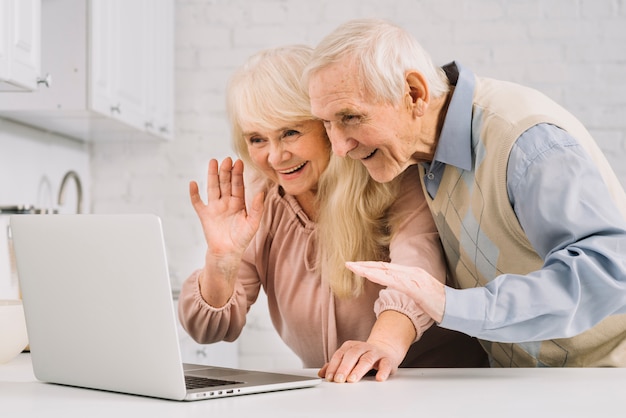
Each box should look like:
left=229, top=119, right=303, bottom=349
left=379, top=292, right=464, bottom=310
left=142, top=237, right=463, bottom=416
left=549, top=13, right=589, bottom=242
left=178, top=18, right=626, bottom=382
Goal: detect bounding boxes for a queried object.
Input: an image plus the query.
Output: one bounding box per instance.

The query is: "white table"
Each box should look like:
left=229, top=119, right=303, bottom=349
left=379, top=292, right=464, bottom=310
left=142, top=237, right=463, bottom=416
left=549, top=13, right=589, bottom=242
left=1, top=353, right=624, bottom=417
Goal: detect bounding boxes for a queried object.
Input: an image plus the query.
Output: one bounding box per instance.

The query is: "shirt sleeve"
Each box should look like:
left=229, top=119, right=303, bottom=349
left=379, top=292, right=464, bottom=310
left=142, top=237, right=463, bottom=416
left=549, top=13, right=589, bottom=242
left=440, top=124, right=626, bottom=342
left=177, top=246, right=262, bottom=344
left=375, top=165, right=447, bottom=340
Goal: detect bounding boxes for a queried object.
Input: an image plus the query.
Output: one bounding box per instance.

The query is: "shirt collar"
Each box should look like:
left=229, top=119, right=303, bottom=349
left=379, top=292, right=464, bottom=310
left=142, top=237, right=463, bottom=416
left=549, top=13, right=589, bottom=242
left=431, top=61, right=474, bottom=171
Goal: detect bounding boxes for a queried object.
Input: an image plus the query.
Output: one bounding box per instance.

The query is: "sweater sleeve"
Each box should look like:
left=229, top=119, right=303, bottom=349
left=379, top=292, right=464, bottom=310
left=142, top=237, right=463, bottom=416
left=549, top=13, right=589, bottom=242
left=177, top=247, right=262, bottom=344
left=374, top=165, right=447, bottom=340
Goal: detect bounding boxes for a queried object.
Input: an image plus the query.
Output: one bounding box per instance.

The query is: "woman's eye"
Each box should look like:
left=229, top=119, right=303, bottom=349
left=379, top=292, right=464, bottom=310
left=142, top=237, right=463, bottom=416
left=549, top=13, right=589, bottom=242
left=248, top=136, right=264, bottom=145
left=282, top=130, right=301, bottom=141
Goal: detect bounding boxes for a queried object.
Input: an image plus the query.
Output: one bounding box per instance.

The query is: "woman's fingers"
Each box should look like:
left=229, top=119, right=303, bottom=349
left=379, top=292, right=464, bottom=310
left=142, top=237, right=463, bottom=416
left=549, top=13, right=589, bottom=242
left=245, top=190, right=265, bottom=231
left=322, top=340, right=400, bottom=384
left=218, top=157, right=234, bottom=199
left=204, top=157, right=247, bottom=206
left=206, top=158, right=222, bottom=201
left=231, top=158, right=245, bottom=201
left=189, top=180, right=203, bottom=213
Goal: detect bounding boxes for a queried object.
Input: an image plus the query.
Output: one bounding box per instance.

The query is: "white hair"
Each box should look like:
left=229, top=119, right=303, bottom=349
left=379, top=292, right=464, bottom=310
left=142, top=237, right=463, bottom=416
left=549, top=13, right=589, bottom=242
left=304, top=18, right=449, bottom=103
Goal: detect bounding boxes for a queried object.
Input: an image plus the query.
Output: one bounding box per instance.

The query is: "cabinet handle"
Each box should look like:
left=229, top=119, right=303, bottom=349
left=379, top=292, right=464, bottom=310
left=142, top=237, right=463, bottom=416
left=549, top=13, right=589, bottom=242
left=110, top=104, right=121, bottom=114
left=159, top=126, right=169, bottom=134
left=37, top=73, right=52, bottom=88
left=145, top=121, right=154, bottom=129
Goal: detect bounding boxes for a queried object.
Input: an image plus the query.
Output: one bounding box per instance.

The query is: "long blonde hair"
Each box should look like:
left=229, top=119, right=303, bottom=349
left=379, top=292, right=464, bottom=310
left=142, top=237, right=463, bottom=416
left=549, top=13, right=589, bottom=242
left=316, top=155, right=401, bottom=298
left=226, top=44, right=402, bottom=298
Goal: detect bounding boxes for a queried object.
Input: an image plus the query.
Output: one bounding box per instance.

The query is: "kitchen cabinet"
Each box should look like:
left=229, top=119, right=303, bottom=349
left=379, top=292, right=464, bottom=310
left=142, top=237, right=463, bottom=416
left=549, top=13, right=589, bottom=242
left=145, top=0, right=174, bottom=139
left=0, top=0, right=174, bottom=141
left=0, top=0, right=42, bottom=92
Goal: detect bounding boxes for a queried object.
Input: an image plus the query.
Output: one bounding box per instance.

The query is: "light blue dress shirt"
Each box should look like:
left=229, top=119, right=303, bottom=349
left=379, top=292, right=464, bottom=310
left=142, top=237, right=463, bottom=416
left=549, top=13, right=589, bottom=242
left=425, top=62, right=626, bottom=343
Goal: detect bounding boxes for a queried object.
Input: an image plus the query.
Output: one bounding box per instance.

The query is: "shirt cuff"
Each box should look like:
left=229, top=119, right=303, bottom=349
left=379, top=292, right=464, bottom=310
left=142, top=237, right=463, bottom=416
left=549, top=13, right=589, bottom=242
left=439, top=286, right=487, bottom=337
left=375, top=289, right=432, bottom=342
left=193, top=270, right=237, bottom=312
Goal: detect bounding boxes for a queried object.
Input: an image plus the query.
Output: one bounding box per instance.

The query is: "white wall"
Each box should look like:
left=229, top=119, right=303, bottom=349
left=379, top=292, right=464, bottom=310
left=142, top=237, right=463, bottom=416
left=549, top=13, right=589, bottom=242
left=0, top=119, right=90, bottom=300
left=3, top=0, right=625, bottom=371
left=0, top=119, right=89, bottom=212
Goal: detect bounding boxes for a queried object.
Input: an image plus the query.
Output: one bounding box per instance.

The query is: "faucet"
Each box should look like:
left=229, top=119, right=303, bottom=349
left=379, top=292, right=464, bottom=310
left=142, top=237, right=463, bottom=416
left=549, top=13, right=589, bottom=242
left=57, top=170, right=83, bottom=214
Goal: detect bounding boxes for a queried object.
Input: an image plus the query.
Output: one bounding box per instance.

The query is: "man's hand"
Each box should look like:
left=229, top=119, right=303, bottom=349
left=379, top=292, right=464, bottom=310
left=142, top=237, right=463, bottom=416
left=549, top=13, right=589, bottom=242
left=345, top=261, right=446, bottom=323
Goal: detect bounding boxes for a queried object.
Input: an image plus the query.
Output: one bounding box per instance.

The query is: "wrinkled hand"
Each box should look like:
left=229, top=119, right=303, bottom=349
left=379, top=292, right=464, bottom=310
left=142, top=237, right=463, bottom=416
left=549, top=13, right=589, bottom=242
left=345, top=261, right=446, bottom=323
left=190, top=157, right=264, bottom=262
left=318, top=339, right=404, bottom=383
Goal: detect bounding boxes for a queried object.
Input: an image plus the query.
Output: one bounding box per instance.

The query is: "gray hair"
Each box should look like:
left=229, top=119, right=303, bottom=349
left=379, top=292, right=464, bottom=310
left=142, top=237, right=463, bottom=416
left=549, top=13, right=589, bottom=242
left=304, top=18, right=449, bottom=104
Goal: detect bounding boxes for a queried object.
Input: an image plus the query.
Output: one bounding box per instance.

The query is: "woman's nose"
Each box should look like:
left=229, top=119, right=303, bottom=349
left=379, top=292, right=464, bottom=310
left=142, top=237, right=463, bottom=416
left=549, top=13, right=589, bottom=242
left=268, top=142, right=289, bottom=166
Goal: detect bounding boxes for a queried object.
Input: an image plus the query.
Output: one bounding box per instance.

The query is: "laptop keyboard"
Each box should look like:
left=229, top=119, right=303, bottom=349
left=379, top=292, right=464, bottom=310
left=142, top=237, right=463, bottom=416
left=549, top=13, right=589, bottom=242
left=185, top=375, right=243, bottom=390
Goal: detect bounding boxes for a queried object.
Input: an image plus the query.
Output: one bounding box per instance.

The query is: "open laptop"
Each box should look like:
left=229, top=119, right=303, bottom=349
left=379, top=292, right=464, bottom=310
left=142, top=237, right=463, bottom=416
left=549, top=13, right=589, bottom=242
left=10, top=214, right=320, bottom=401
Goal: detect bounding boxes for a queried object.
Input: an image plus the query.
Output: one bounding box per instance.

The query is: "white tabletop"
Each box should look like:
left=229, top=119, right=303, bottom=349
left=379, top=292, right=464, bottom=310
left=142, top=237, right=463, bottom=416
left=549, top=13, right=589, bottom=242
left=1, top=353, right=624, bottom=417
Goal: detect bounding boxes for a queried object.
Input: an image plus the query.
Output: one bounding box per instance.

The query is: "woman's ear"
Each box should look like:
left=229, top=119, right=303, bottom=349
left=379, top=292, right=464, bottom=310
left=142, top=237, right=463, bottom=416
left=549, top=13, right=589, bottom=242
left=405, top=70, right=429, bottom=117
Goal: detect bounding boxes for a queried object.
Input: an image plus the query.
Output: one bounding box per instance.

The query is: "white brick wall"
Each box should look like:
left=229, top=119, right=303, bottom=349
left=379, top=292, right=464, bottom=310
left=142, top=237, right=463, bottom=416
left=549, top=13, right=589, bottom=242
left=90, top=0, right=626, bottom=370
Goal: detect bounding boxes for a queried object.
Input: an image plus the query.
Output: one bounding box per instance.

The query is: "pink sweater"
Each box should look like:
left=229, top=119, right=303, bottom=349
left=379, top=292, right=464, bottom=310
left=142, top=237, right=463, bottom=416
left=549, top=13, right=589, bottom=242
left=178, top=166, right=487, bottom=368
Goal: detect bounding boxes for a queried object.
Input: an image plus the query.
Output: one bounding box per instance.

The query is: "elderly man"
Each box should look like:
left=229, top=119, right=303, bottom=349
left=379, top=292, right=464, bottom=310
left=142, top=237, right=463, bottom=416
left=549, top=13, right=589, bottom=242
left=305, top=18, right=626, bottom=367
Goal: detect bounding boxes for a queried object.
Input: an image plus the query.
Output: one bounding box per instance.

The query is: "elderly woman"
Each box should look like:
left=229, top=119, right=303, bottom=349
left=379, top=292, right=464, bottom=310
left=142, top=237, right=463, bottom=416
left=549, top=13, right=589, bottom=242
left=177, top=45, right=487, bottom=384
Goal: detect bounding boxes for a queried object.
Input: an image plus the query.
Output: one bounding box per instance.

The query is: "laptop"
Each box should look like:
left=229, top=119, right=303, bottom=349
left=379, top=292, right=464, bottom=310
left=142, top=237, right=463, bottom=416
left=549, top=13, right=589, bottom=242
left=10, top=213, right=320, bottom=401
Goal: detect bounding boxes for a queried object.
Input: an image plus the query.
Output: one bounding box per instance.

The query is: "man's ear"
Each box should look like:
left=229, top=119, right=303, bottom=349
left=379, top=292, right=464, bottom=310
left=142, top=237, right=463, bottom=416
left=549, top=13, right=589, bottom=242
left=405, top=70, right=429, bottom=116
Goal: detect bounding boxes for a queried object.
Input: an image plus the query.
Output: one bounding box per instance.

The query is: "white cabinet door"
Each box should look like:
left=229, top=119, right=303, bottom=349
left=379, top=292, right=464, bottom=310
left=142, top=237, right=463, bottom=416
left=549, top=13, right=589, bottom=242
left=91, top=0, right=148, bottom=133
left=91, top=0, right=173, bottom=140
left=89, top=0, right=114, bottom=121
left=91, top=0, right=149, bottom=130
left=144, top=0, right=174, bottom=140
left=0, top=0, right=10, bottom=87
left=0, top=0, right=41, bottom=91
left=0, top=0, right=174, bottom=142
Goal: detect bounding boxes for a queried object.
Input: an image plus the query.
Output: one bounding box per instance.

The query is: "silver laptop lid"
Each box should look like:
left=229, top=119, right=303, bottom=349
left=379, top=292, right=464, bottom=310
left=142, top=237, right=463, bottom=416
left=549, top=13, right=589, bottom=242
left=12, top=214, right=187, bottom=400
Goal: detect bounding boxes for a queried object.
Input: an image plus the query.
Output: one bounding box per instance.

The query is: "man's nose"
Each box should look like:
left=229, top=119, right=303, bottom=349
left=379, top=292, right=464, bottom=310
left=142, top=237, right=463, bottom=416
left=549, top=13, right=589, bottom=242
left=326, top=125, right=357, bottom=157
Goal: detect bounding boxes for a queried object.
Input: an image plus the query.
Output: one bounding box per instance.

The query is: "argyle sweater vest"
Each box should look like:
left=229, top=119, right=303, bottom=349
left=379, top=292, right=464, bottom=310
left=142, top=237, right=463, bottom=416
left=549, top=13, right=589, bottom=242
left=420, top=76, right=626, bottom=366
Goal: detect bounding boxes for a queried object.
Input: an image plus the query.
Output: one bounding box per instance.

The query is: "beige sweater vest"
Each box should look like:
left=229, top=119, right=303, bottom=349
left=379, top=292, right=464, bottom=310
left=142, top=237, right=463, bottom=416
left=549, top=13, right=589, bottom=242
left=421, top=76, right=626, bottom=366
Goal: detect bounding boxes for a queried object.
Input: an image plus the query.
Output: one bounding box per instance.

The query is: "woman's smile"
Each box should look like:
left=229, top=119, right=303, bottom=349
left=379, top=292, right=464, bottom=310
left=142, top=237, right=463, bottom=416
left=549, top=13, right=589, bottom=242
left=278, top=161, right=308, bottom=175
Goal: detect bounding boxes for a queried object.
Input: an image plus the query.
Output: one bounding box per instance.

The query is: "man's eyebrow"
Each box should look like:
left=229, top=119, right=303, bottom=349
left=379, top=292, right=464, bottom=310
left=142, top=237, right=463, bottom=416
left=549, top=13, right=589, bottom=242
left=328, top=108, right=360, bottom=120
left=312, top=107, right=360, bottom=122
left=335, top=108, right=356, bottom=116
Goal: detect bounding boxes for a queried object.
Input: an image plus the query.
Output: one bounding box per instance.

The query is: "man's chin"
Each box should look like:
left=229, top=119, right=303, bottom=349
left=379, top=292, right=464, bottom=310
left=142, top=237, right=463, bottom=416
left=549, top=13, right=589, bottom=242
left=364, top=165, right=398, bottom=183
